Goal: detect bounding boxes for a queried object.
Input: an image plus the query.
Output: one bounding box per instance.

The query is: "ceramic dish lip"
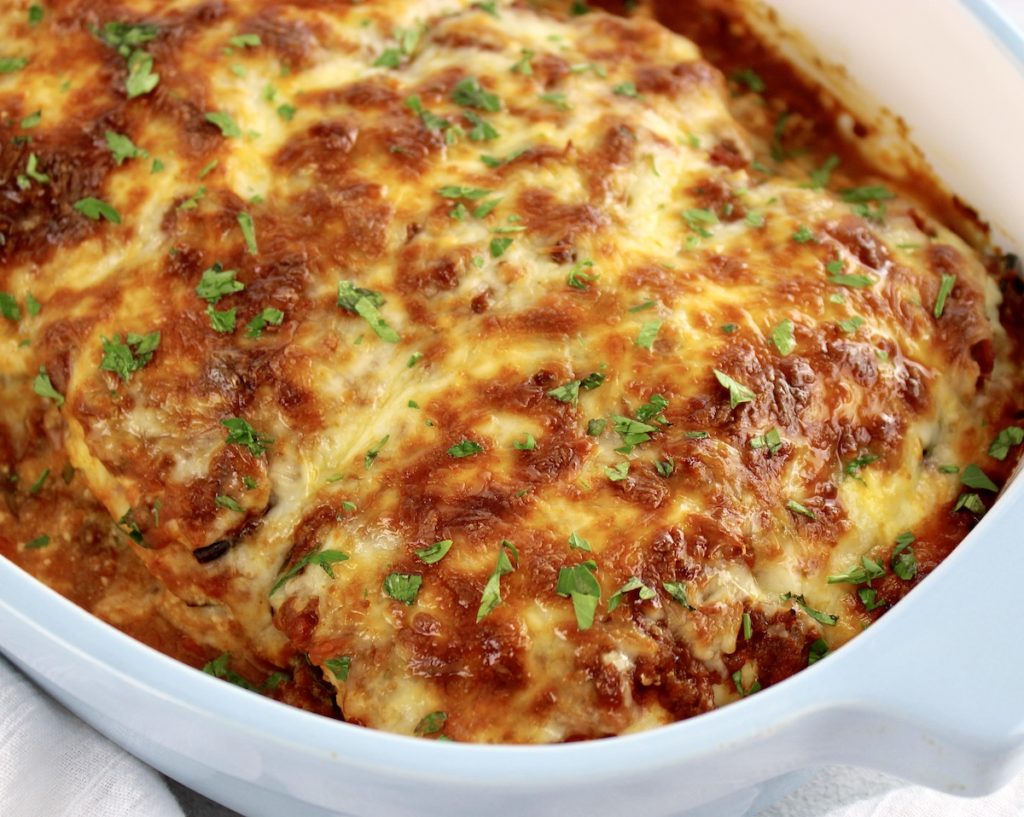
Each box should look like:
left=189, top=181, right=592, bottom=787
left=3, top=462, right=1023, bottom=784
left=2, top=0, right=1024, bottom=791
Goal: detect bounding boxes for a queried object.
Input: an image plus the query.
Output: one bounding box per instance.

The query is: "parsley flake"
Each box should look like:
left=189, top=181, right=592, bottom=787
left=383, top=572, right=422, bottom=605
left=713, top=369, right=755, bottom=408
left=771, top=319, right=796, bottom=356
left=73, top=197, right=121, bottom=224
left=364, top=435, right=390, bottom=470
left=989, top=427, right=1024, bottom=461
left=933, top=274, right=956, bottom=318
left=476, top=539, right=518, bottom=622
left=556, top=560, right=601, bottom=630
left=960, top=463, right=998, bottom=492
left=237, top=211, right=258, bottom=254
left=782, top=592, right=837, bottom=626
left=452, top=76, right=501, bottom=112
left=416, top=540, right=453, bottom=565
left=324, top=656, right=350, bottom=681
left=105, top=130, right=144, bottom=165
left=196, top=264, right=244, bottom=304
left=635, top=319, right=661, bottom=350
left=205, top=111, right=242, bottom=138
left=448, top=439, right=484, bottom=458
left=100, top=331, right=161, bottom=383
left=607, top=576, right=655, bottom=612
left=33, top=366, right=64, bottom=406
left=222, top=416, right=273, bottom=456
left=786, top=499, right=816, bottom=519
left=269, top=548, right=348, bottom=596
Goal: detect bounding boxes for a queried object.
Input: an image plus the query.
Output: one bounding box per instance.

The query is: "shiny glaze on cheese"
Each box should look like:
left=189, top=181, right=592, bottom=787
left=2, top=0, right=1022, bottom=742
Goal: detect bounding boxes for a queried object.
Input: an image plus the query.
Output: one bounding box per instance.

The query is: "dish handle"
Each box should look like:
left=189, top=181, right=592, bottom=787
left=801, top=489, right=1024, bottom=794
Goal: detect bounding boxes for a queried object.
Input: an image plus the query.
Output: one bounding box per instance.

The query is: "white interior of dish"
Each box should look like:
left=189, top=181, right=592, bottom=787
left=749, top=0, right=1024, bottom=252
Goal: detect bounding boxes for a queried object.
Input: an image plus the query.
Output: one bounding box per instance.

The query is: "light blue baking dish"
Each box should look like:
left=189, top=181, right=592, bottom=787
left=2, top=2, right=1023, bottom=815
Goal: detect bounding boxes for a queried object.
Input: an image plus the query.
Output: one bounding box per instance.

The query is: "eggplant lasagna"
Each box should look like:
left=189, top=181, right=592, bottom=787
left=2, top=0, right=1023, bottom=742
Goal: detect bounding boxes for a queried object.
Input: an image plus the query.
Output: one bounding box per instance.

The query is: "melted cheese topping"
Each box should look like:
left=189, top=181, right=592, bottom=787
left=1, top=0, right=1022, bottom=743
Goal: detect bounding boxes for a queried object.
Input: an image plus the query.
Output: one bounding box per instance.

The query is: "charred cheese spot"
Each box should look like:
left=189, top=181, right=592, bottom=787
left=1, top=0, right=1022, bottom=743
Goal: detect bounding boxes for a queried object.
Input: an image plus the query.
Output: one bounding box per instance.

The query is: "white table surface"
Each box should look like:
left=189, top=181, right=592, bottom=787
left=6, top=1, right=1024, bottom=815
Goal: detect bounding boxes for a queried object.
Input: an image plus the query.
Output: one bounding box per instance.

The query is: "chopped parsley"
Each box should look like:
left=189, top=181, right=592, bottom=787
left=437, top=185, right=492, bottom=200
left=206, top=303, right=236, bottom=333
left=215, top=494, right=244, bottom=513
left=383, top=573, right=422, bottom=605
left=364, top=435, right=389, bottom=470
left=742, top=612, right=753, bottom=640
left=792, top=225, right=815, bottom=243
left=933, top=274, right=956, bottom=318
left=476, top=539, right=518, bottom=622
left=269, top=548, right=349, bottom=596
left=586, top=419, right=607, bottom=436
left=448, top=439, right=484, bottom=458
left=556, top=560, right=601, bottom=630
left=20, top=110, right=41, bottom=129
left=838, top=315, right=864, bottom=334
left=662, top=581, right=694, bottom=610
left=490, top=237, right=513, bottom=258
left=655, top=457, right=675, bottom=477
left=73, top=197, right=121, bottom=224
left=25, top=154, right=50, bottom=184
left=513, top=433, right=536, bottom=451
left=568, top=532, right=591, bottom=552
left=607, top=576, right=655, bottom=612
left=782, top=592, right=837, bottom=626
left=202, top=654, right=257, bottom=691
left=844, top=453, right=879, bottom=482
left=416, top=540, right=453, bottom=565
left=827, top=556, right=885, bottom=585
left=196, top=264, right=244, bottom=304
left=808, top=639, right=829, bottom=665
left=840, top=185, right=895, bottom=204
left=205, top=111, right=242, bottom=138
left=414, top=711, right=447, bottom=737
left=229, top=33, right=261, bottom=48
left=374, top=26, right=421, bottom=69
left=105, top=130, right=145, bottom=165
left=452, top=76, right=501, bottom=112
left=33, top=366, right=64, bottom=406
left=546, top=372, right=605, bottom=404
left=750, top=427, right=783, bottom=454
left=0, top=293, right=20, bottom=321
left=785, top=499, right=816, bottom=520
left=804, top=154, right=839, bottom=190
left=771, top=319, right=795, bottom=356
left=567, top=259, right=596, bottom=290
left=539, top=92, right=571, bottom=111
left=732, top=670, right=761, bottom=697
left=729, top=68, right=764, bottom=93
left=713, top=369, right=755, bottom=408
left=635, top=319, right=661, bottom=351
left=100, top=331, right=161, bottom=383
left=25, top=534, right=50, bottom=550
left=612, top=81, right=640, bottom=98
left=891, top=531, right=917, bottom=580
left=28, top=5, right=44, bottom=26
left=337, top=280, right=399, bottom=343
left=954, top=492, right=986, bottom=515
left=28, top=468, right=49, bottom=495
left=324, top=656, right=350, bottom=681
left=237, top=211, right=257, bottom=254
left=245, top=307, right=283, bottom=339
left=465, top=111, right=499, bottom=141
left=511, top=49, right=534, bottom=75
left=960, top=463, right=998, bottom=492
left=611, top=416, right=659, bottom=453
left=683, top=207, right=717, bottom=238
left=0, top=57, right=29, bottom=74
left=828, top=270, right=875, bottom=288
left=605, top=461, right=630, bottom=482
left=988, top=426, right=1024, bottom=461
left=222, top=416, right=273, bottom=456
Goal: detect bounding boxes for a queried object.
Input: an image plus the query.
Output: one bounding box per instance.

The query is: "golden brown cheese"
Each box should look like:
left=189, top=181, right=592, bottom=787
left=2, top=0, right=1023, bottom=742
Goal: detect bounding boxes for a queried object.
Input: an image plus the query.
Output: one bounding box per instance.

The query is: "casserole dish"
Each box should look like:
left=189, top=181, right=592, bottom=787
left=2, top=0, right=1023, bottom=814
